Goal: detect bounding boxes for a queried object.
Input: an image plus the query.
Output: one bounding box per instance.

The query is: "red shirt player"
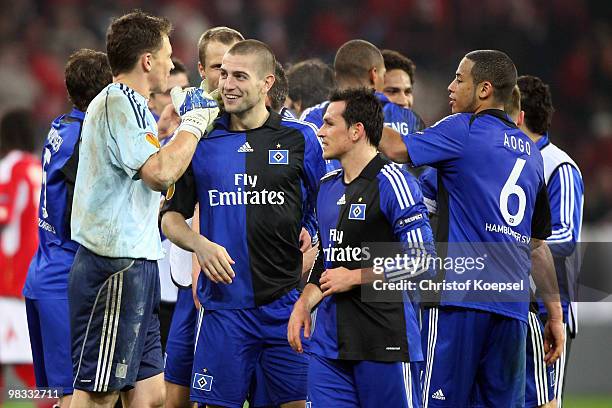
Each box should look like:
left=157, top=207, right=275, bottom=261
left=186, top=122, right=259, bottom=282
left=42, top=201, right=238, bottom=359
left=0, top=109, right=41, bottom=394
left=0, top=109, right=41, bottom=298
left=0, top=151, right=40, bottom=297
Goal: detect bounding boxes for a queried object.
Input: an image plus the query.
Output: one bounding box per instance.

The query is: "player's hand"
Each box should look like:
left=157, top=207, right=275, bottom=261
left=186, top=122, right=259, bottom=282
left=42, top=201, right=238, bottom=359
left=543, top=318, right=565, bottom=365
left=302, top=243, right=319, bottom=277
left=299, top=227, right=312, bottom=253
left=193, top=236, right=235, bottom=284
left=157, top=103, right=181, bottom=140
left=320, top=267, right=360, bottom=297
left=287, top=298, right=312, bottom=353
left=170, top=83, right=220, bottom=139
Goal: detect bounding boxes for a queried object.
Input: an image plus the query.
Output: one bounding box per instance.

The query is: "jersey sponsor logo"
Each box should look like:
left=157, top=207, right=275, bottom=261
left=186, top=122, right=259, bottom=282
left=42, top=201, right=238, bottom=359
left=193, top=373, right=213, bottom=391
left=38, top=217, right=56, bottom=234
left=324, top=228, right=371, bottom=262
left=348, top=203, right=366, bottom=220
left=336, top=194, right=346, bottom=205
left=237, top=141, right=254, bottom=153
left=145, top=133, right=160, bottom=148
left=208, top=173, right=285, bottom=206
left=432, top=389, right=446, bottom=400
left=269, top=149, right=288, bottom=165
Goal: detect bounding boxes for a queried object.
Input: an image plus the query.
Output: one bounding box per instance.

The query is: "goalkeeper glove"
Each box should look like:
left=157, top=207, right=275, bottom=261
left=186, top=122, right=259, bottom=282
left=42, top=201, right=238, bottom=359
left=170, top=83, right=220, bottom=139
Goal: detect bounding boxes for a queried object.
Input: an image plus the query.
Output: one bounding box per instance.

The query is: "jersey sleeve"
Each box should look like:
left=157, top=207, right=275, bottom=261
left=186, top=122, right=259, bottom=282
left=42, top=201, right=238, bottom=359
left=301, top=125, right=327, bottom=241
left=160, top=163, right=197, bottom=220
left=531, top=181, right=552, bottom=240
left=402, top=114, right=468, bottom=168
left=418, top=167, right=438, bottom=215
left=378, top=166, right=436, bottom=282
left=545, top=164, right=584, bottom=257
left=307, top=233, right=325, bottom=287
left=105, top=91, right=159, bottom=179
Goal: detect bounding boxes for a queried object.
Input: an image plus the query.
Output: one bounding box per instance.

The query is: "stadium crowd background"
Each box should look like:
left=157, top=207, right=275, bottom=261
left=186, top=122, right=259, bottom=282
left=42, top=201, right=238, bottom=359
left=0, top=0, right=611, bottom=226
left=0, top=0, right=611, bottom=404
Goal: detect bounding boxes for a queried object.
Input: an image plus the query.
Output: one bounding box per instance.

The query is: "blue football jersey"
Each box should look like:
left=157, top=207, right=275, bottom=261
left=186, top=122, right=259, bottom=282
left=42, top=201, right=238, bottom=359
left=162, top=111, right=326, bottom=309
left=308, top=155, right=434, bottom=362
left=402, top=109, right=551, bottom=322
left=24, top=108, right=83, bottom=299
left=301, top=92, right=425, bottom=172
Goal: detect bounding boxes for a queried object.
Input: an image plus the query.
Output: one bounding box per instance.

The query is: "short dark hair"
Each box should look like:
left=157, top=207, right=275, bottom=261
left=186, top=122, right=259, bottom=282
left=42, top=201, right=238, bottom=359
left=197, top=26, right=244, bottom=66
left=106, top=10, right=172, bottom=76
left=170, top=58, right=187, bottom=76
left=381, top=49, right=416, bottom=84
left=65, top=49, right=112, bottom=112
left=334, top=40, right=383, bottom=83
left=227, top=39, right=276, bottom=78
left=504, top=85, right=521, bottom=120
left=329, top=87, right=384, bottom=147
left=0, top=109, right=38, bottom=155
left=517, top=75, right=555, bottom=135
left=287, top=58, right=334, bottom=111
left=268, top=61, right=288, bottom=112
left=465, top=50, right=517, bottom=104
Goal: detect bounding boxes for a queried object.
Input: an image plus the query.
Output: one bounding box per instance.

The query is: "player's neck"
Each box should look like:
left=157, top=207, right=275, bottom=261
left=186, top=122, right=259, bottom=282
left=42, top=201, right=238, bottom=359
left=473, top=98, right=504, bottom=115
left=230, top=102, right=270, bottom=131
left=521, top=127, right=543, bottom=143
left=337, top=79, right=373, bottom=92
left=341, top=145, right=377, bottom=184
left=113, top=74, right=150, bottom=100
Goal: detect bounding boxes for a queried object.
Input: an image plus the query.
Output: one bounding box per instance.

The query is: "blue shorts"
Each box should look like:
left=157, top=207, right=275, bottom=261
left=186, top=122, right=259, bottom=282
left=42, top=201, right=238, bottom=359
left=248, top=364, right=276, bottom=408
left=191, top=289, right=307, bottom=407
left=164, top=287, right=197, bottom=386
left=25, top=298, right=73, bottom=395
left=421, top=306, right=526, bottom=408
left=306, top=353, right=421, bottom=408
left=525, top=312, right=555, bottom=407
left=68, top=246, right=164, bottom=392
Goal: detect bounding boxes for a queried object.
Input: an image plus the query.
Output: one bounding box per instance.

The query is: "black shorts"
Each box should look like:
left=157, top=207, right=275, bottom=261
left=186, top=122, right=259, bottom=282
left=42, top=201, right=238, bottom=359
left=68, top=246, right=163, bottom=392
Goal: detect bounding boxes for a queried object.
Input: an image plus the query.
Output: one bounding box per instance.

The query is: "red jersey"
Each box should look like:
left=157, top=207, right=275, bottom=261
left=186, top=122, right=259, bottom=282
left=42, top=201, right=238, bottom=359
left=0, top=151, right=41, bottom=297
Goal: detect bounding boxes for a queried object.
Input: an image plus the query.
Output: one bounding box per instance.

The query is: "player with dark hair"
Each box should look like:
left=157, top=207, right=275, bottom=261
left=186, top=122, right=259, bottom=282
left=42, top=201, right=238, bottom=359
left=300, top=39, right=424, bottom=172
left=0, top=108, right=41, bottom=407
left=22, top=49, right=112, bottom=408
left=285, top=58, right=334, bottom=117
left=69, top=10, right=220, bottom=407
left=161, top=39, right=325, bottom=408
left=378, top=50, right=564, bottom=407
left=381, top=49, right=416, bottom=109
left=288, top=87, right=433, bottom=407
left=518, top=75, right=583, bottom=408
left=266, top=60, right=289, bottom=115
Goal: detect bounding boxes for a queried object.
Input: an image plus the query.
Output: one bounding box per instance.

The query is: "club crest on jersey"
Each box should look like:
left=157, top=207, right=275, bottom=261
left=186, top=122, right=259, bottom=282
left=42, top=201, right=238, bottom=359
left=268, top=149, right=288, bottom=165
left=348, top=203, right=366, bottom=220
left=193, top=373, right=213, bottom=391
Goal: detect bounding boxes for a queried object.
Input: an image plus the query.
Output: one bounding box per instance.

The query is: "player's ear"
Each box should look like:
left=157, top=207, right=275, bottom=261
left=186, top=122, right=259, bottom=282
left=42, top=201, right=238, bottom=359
left=351, top=122, right=365, bottom=142
left=368, top=67, right=377, bottom=87
left=198, top=62, right=205, bottom=79
left=517, top=110, right=525, bottom=127
left=479, top=81, right=493, bottom=100
left=262, top=74, right=275, bottom=94
left=142, top=52, right=153, bottom=73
